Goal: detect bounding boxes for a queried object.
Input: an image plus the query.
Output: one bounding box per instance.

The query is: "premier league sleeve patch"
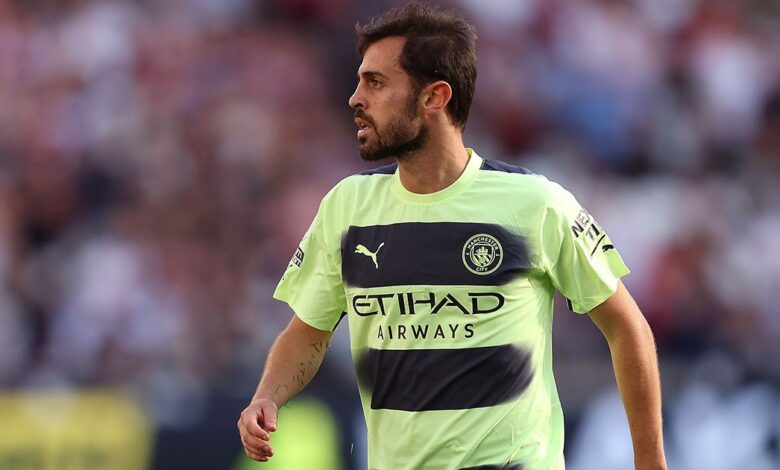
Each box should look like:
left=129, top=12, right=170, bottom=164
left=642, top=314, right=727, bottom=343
left=291, top=246, right=304, bottom=268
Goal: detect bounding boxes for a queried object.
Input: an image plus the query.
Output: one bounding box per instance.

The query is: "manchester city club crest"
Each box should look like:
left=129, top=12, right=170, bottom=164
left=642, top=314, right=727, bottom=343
left=462, top=233, right=503, bottom=275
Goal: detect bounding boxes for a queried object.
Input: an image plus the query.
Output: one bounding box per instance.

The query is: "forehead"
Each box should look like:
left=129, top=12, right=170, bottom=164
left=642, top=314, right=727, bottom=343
left=358, top=36, right=407, bottom=78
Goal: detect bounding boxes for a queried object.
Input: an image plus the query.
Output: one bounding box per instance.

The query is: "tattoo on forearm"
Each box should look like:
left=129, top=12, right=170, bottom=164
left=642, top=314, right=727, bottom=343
left=262, top=339, right=331, bottom=406
left=284, top=341, right=330, bottom=392
left=310, top=340, right=330, bottom=354
left=272, top=383, right=289, bottom=401
left=276, top=340, right=332, bottom=400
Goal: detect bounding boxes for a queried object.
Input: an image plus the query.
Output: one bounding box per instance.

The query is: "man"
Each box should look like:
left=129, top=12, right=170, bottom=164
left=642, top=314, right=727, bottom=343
left=238, top=3, right=667, bottom=469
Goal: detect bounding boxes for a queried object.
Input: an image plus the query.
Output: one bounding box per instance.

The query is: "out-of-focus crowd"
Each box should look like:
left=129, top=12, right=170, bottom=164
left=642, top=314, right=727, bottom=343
left=0, top=0, right=778, bottom=467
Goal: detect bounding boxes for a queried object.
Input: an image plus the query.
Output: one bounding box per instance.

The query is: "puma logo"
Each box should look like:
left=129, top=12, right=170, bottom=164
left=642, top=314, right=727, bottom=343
left=355, top=242, right=385, bottom=269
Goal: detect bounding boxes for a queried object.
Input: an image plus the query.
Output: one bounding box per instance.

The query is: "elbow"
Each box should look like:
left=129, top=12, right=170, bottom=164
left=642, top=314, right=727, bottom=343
left=607, top=317, right=656, bottom=354
left=607, top=314, right=656, bottom=350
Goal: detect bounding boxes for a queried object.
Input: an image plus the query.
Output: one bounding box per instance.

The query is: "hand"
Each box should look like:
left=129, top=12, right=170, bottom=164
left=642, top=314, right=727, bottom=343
left=237, top=398, right=278, bottom=462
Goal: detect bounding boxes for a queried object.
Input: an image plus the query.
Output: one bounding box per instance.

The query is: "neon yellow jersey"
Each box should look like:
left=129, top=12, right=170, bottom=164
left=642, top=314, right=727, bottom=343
left=274, top=149, right=629, bottom=470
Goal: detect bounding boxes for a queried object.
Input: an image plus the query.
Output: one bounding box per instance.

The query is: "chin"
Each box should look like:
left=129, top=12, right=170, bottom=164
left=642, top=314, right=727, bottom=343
left=359, top=146, right=387, bottom=162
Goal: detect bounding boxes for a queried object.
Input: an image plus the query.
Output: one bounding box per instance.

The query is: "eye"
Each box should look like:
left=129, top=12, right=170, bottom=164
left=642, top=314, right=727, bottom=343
left=370, top=78, right=383, bottom=89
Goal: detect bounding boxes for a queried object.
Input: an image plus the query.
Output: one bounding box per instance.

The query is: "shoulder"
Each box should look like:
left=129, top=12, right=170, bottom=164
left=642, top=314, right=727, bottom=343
left=318, top=163, right=396, bottom=207
left=356, top=162, right=397, bottom=176
left=335, top=163, right=396, bottom=192
left=477, top=157, right=571, bottom=206
left=479, top=158, right=534, bottom=175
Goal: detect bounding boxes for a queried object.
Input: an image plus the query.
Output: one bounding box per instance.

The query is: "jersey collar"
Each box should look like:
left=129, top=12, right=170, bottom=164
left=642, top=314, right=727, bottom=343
left=392, top=148, right=482, bottom=205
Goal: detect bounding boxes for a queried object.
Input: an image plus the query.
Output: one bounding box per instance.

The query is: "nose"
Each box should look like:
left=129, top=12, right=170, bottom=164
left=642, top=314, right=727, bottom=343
left=348, top=83, right=364, bottom=110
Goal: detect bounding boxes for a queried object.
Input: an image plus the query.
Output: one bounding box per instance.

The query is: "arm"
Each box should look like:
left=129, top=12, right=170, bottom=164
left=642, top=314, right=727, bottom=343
left=588, top=280, right=667, bottom=470
left=237, top=314, right=333, bottom=462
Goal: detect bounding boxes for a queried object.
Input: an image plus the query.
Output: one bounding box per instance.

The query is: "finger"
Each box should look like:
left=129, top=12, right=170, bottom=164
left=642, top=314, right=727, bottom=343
left=258, top=401, right=278, bottom=432
left=241, top=413, right=271, bottom=440
left=242, top=433, right=274, bottom=452
left=245, top=449, right=264, bottom=461
left=244, top=443, right=272, bottom=459
left=242, top=436, right=273, bottom=456
left=242, top=438, right=264, bottom=455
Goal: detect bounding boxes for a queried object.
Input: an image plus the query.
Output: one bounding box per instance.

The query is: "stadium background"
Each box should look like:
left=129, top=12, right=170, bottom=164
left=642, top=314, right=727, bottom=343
left=0, top=0, right=779, bottom=468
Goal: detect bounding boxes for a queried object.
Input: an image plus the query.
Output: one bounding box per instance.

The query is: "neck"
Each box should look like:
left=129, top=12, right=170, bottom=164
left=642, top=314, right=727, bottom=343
left=396, top=128, right=470, bottom=194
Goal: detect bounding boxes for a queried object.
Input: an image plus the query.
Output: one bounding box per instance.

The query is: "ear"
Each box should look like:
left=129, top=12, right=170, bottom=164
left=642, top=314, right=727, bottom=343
left=420, top=81, right=452, bottom=117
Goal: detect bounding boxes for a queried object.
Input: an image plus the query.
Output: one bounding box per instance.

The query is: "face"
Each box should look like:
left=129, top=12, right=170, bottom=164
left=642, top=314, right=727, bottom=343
left=349, top=36, right=428, bottom=161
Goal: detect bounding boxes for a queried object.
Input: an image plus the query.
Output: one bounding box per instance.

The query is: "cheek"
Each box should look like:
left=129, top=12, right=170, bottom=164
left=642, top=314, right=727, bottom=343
left=376, top=89, right=410, bottom=111
left=370, top=89, right=415, bottom=129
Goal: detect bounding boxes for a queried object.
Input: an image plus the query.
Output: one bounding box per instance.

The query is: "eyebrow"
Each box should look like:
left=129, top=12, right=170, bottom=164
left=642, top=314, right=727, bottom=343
left=358, top=70, right=389, bottom=81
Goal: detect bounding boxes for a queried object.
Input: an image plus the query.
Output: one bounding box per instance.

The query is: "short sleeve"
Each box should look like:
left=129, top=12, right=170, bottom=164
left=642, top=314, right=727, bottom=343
left=540, top=182, right=630, bottom=313
left=273, top=203, right=346, bottom=331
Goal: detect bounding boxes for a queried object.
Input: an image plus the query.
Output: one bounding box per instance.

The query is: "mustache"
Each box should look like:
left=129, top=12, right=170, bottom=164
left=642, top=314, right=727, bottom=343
left=353, top=109, right=376, bottom=128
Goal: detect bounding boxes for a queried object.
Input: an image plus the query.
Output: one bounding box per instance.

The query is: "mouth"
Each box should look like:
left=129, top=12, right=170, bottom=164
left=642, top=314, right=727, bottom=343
left=354, top=117, right=372, bottom=140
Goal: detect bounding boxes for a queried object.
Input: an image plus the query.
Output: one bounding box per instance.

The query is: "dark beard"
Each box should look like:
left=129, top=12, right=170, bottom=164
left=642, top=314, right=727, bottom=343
left=360, top=122, right=428, bottom=162
left=357, top=97, right=428, bottom=162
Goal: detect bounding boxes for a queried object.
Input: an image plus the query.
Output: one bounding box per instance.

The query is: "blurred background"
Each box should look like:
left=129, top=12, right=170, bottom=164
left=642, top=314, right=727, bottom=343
left=0, top=0, right=779, bottom=468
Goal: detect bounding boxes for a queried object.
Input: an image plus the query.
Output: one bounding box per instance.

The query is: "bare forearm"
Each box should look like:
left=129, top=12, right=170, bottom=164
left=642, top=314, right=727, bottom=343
left=253, top=318, right=332, bottom=407
left=607, top=323, right=666, bottom=469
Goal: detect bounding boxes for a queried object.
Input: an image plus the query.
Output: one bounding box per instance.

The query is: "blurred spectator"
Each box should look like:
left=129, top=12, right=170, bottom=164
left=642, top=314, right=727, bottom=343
left=0, top=0, right=779, bottom=466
